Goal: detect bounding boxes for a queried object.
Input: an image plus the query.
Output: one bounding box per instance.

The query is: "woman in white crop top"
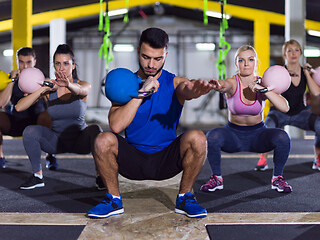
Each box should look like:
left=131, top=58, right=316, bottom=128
left=200, top=45, right=293, bottom=193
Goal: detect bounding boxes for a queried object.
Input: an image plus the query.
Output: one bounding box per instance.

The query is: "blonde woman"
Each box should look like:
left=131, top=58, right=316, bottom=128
left=201, top=45, right=292, bottom=193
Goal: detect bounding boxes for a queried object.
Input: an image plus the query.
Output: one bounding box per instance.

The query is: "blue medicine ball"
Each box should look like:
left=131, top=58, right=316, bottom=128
left=105, top=68, right=141, bottom=105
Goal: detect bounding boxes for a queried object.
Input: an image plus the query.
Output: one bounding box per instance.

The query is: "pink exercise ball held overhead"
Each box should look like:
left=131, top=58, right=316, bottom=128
left=255, top=65, right=291, bottom=94
left=18, top=67, right=53, bottom=94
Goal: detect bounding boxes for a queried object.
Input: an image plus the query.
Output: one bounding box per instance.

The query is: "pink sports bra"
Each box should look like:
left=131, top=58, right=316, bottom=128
left=226, top=74, right=264, bottom=117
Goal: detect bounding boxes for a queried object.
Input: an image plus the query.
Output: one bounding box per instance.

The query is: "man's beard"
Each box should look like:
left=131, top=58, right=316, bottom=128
left=139, top=62, right=165, bottom=77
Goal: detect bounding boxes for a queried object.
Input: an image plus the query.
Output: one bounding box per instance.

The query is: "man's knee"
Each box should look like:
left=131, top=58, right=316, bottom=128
left=182, top=129, right=207, bottom=154
left=94, top=132, right=117, bottom=153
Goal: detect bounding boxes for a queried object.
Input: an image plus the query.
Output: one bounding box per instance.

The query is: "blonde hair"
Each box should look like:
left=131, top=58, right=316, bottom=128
left=234, top=45, right=259, bottom=75
left=282, top=39, right=302, bottom=60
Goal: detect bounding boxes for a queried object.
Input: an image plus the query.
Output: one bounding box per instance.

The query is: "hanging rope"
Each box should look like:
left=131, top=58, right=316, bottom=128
left=194, top=0, right=230, bottom=118
left=216, top=0, right=230, bottom=80
left=203, top=0, right=208, bottom=25
left=123, top=0, right=129, bottom=23
left=98, top=0, right=104, bottom=31
left=99, top=0, right=114, bottom=70
left=216, top=0, right=230, bottom=109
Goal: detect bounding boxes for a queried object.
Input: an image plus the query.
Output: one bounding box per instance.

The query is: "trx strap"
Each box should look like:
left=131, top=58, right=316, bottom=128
left=123, top=0, right=129, bottom=23
left=203, top=0, right=208, bottom=25
left=99, top=0, right=114, bottom=70
left=216, top=0, right=230, bottom=109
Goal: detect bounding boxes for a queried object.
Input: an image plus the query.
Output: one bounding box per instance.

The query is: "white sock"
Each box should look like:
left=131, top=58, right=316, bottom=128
left=178, top=193, right=185, bottom=197
left=34, top=173, right=43, bottom=179
left=112, top=195, right=121, bottom=199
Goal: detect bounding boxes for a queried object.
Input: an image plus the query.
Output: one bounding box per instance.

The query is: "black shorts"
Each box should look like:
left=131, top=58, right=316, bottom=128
left=115, top=133, right=183, bottom=181
left=8, top=114, right=38, bottom=137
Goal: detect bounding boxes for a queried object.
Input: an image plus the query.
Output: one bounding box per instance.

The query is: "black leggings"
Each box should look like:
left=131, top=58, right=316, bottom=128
left=23, top=124, right=102, bottom=173
left=206, top=122, right=291, bottom=176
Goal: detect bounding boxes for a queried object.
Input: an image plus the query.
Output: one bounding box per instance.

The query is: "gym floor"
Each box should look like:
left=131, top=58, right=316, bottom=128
left=1, top=131, right=320, bottom=239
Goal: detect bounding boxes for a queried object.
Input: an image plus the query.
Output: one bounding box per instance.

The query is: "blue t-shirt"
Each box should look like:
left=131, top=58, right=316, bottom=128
left=125, top=70, right=183, bottom=154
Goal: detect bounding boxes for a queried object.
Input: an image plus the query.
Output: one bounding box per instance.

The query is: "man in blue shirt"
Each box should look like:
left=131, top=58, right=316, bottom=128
left=88, top=28, right=215, bottom=219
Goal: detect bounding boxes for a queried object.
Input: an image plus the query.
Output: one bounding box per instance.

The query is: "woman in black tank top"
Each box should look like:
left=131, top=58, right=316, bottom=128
left=255, top=39, right=320, bottom=172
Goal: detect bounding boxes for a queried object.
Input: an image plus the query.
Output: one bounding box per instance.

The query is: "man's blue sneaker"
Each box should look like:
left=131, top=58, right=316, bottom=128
left=175, top=192, right=207, bottom=218
left=87, top=194, right=124, bottom=219
left=46, top=154, right=59, bottom=170
left=0, top=157, right=5, bottom=168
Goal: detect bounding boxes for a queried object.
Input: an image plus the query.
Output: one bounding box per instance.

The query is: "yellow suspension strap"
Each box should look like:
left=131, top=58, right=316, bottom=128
left=99, top=0, right=114, bottom=70
left=216, top=0, right=231, bottom=109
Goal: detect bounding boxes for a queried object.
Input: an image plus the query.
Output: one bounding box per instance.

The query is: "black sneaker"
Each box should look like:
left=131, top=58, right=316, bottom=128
left=46, top=154, right=59, bottom=170
left=0, top=157, right=5, bottom=168
left=96, top=176, right=107, bottom=190
left=20, top=175, right=45, bottom=190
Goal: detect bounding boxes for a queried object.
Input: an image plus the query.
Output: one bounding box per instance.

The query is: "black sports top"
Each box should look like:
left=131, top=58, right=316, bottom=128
left=271, top=66, right=307, bottom=116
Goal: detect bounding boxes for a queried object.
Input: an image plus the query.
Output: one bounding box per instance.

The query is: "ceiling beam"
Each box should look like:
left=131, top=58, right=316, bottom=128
left=0, top=0, right=319, bottom=32
left=1, top=0, right=320, bottom=73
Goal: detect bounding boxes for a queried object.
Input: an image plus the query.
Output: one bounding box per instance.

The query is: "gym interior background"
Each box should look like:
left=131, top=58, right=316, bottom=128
left=0, top=0, right=320, bottom=127
left=1, top=1, right=320, bottom=239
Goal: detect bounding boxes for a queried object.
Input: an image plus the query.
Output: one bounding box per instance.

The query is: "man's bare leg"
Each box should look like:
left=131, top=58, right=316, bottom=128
left=179, top=129, right=207, bottom=194
left=93, top=132, right=120, bottom=196
left=174, top=129, right=207, bottom=218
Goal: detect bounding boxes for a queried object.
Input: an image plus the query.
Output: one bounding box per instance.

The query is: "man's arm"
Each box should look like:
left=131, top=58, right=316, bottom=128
left=108, top=75, right=160, bottom=133
left=108, top=99, right=143, bottom=133
left=175, top=76, right=215, bottom=104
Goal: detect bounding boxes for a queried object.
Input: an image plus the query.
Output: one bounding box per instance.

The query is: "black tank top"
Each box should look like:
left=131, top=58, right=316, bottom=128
left=271, top=66, right=307, bottom=116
